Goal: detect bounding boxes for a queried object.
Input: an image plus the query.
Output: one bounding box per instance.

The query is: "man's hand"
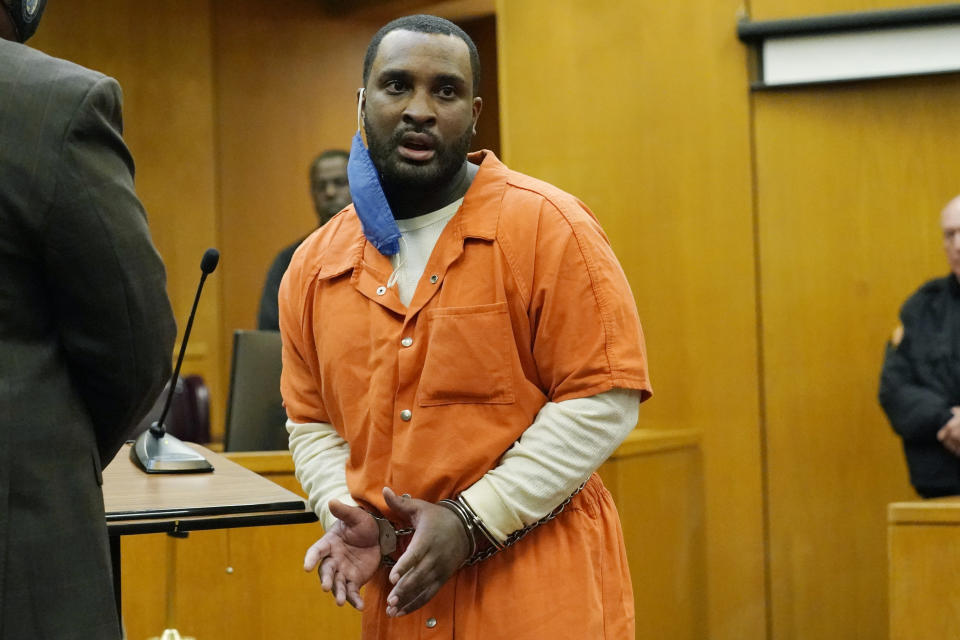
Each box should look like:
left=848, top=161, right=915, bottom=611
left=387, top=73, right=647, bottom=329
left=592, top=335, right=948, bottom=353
left=937, top=407, right=960, bottom=457
left=382, top=487, right=471, bottom=618
left=303, top=499, right=381, bottom=610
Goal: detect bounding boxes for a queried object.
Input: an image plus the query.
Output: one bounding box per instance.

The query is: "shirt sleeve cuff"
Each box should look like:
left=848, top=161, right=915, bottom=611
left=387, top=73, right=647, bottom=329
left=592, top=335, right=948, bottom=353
left=460, top=477, right=523, bottom=543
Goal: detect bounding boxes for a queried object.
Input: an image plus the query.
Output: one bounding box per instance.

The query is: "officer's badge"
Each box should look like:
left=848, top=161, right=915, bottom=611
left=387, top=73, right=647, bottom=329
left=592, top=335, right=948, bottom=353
left=891, top=323, right=904, bottom=348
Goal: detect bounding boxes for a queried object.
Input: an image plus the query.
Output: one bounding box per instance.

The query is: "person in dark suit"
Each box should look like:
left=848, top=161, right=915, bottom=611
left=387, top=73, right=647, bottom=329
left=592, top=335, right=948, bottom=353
left=257, top=149, right=350, bottom=330
left=0, top=2, right=177, bottom=637
left=880, top=195, right=960, bottom=498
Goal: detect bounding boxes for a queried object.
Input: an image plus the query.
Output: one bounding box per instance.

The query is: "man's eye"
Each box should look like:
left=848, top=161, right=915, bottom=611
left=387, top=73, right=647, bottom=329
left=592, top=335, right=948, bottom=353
left=437, top=86, right=456, bottom=98
left=385, top=80, right=406, bottom=93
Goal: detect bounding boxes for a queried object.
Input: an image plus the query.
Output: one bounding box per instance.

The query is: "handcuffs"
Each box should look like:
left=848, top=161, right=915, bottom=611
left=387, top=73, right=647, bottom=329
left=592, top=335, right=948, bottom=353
left=368, top=484, right=584, bottom=567
left=371, top=513, right=413, bottom=565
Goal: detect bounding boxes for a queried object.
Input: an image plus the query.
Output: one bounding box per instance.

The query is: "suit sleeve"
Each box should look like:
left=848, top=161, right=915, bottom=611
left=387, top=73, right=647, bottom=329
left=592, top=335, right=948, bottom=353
left=45, top=76, right=177, bottom=464
left=878, top=305, right=953, bottom=443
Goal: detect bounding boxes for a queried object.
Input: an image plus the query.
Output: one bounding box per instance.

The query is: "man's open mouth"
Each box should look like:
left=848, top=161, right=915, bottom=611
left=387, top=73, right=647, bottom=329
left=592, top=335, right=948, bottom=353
left=397, top=132, right=437, bottom=162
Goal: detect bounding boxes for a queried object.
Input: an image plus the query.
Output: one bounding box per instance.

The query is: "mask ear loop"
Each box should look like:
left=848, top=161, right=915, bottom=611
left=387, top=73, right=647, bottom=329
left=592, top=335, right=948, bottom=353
left=386, top=236, right=408, bottom=291
left=356, top=88, right=366, bottom=145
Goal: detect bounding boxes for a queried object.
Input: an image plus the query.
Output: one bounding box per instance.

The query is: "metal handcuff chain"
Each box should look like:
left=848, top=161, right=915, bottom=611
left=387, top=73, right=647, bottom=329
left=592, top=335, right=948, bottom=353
left=379, top=525, right=415, bottom=567
left=463, top=482, right=585, bottom=566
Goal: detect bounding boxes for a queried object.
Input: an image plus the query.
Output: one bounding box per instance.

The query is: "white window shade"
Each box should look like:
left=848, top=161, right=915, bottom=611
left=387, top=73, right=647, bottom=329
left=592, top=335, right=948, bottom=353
left=763, top=24, right=960, bottom=86
left=738, top=4, right=960, bottom=89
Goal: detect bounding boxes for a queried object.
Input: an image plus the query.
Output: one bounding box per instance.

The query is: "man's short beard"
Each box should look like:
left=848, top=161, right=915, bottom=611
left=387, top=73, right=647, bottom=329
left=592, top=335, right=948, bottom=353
left=366, top=122, right=474, bottom=193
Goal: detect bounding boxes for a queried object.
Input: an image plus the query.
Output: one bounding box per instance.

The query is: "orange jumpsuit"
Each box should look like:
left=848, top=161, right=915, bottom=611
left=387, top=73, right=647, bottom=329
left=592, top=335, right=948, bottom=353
left=280, top=151, right=651, bottom=639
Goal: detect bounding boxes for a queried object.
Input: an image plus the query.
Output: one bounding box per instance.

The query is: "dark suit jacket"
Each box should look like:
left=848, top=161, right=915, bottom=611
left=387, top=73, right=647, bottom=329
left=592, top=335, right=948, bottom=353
left=0, top=40, right=176, bottom=637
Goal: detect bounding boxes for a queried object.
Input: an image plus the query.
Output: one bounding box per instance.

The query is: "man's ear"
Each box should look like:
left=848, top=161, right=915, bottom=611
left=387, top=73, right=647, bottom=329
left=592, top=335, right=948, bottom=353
left=357, top=87, right=366, bottom=122
left=471, top=96, right=483, bottom=135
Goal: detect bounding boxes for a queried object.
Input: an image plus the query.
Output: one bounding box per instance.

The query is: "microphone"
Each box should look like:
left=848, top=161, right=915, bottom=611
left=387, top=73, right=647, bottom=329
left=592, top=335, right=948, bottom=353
left=131, top=248, right=220, bottom=473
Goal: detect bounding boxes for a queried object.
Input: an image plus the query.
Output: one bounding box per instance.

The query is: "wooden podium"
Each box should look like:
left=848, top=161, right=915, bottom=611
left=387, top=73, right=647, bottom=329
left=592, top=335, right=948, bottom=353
left=103, top=443, right=317, bottom=638
left=888, top=496, right=960, bottom=639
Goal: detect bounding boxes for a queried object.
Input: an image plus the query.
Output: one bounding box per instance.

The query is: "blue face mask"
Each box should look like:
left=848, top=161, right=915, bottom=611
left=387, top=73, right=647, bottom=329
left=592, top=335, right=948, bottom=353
left=347, top=129, right=401, bottom=256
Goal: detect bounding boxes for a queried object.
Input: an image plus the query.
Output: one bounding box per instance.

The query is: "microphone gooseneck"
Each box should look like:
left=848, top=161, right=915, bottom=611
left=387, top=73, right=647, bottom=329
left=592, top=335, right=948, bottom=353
left=150, top=248, right=220, bottom=438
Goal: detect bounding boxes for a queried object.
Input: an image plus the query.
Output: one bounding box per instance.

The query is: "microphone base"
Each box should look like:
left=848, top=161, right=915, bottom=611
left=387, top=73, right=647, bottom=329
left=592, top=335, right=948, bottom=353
left=130, top=430, right=214, bottom=474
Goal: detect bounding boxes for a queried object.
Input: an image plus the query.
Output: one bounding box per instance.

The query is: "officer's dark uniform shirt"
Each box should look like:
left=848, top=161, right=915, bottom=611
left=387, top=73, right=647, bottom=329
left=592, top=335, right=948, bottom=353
left=257, top=237, right=304, bottom=331
left=879, top=274, right=960, bottom=497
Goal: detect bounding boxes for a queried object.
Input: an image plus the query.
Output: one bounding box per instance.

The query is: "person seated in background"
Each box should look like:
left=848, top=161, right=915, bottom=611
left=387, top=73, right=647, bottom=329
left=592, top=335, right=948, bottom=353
left=257, top=149, right=350, bottom=330
left=879, top=194, right=960, bottom=498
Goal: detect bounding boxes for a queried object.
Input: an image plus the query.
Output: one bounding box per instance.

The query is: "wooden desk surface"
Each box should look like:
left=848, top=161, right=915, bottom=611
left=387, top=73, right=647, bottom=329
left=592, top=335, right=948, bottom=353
left=888, top=496, right=960, bottom=525
left=104, top=442, right=317, bottom=535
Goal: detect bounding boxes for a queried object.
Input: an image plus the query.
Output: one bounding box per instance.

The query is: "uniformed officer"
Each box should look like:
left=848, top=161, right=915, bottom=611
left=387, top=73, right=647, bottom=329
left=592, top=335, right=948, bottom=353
left=879, top=195, right=960, bottom=497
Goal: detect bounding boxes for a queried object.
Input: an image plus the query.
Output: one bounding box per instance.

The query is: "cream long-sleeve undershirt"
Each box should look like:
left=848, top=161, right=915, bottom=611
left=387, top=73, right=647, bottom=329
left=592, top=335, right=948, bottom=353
left=286, top=387, right=640, bottom=541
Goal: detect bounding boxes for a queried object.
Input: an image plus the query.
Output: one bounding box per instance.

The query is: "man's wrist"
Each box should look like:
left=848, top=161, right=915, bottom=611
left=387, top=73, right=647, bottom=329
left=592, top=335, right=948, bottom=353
left=437, top=499, right=478, bottom=562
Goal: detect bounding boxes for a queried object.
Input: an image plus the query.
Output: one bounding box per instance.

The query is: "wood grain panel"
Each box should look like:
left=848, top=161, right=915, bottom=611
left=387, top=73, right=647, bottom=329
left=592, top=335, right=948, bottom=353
left=889, top=496, right=960, bottom=524
left=120, top=534, right=168, bottom=638
left=170, top=525, right=362, bottom=640
left=599, top=434, right=707, bottom=640
left=118, top=458, right=361, bottom=640
left=753, top=75, right=960, bottom=640
left=103, top=445, right=306, bottom=516
left=30, top=1, right=225, bottom=431
left=336, top=0, right=494, bottom=21
left=889, top=517, right=960, bottom=640
left=750, top=0, right=950, bottom=21
left=212, top=0, right=378, bottom=399
left=496, top=2, right=764, bottom=638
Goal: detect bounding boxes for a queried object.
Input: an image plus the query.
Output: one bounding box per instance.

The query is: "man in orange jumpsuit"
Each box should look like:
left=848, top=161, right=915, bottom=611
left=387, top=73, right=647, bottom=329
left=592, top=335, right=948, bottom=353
left=279, top=14, right=651, bottom=639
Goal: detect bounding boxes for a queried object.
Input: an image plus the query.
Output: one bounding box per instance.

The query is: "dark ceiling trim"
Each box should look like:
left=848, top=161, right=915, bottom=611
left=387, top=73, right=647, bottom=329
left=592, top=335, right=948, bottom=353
left=737, top=2, right=960, bottom=42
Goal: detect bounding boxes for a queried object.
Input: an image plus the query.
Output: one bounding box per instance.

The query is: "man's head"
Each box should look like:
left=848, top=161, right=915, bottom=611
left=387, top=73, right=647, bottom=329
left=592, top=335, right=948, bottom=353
left=0, top=0, right=46, bottom=42
left=941, top=195, right=960, bottom=281
left=363, top=15, right=481, bottom=99
left=360, top=15, right=482, bottom=193
left=309, top=149, right=350, bottom=226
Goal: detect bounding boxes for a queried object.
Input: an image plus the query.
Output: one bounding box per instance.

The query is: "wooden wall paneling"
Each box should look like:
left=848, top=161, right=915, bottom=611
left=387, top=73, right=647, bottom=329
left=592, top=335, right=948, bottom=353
left=118, top=474, right=361, bottom=640
left=169, top=525, right=362, bottom=640
left=333, top=0, right=494, bottom=22
left=458, top=14, right=500, bottom=156
left=752, top=75, right=960, bottom=640
left=749, top=0, right=949, bottom=21
left=598, top=432, right=707, bottom=640
left=889, top=523, right=960, bottom=639
left=212, top=1, right=378, bottom=433
left=120, top=534, right=169, bottom=638
left=495, top=2, right=764, bottom=638
left=30, top=1, right=225, bottom=431
left=888, top=499, right=960, bottom=640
